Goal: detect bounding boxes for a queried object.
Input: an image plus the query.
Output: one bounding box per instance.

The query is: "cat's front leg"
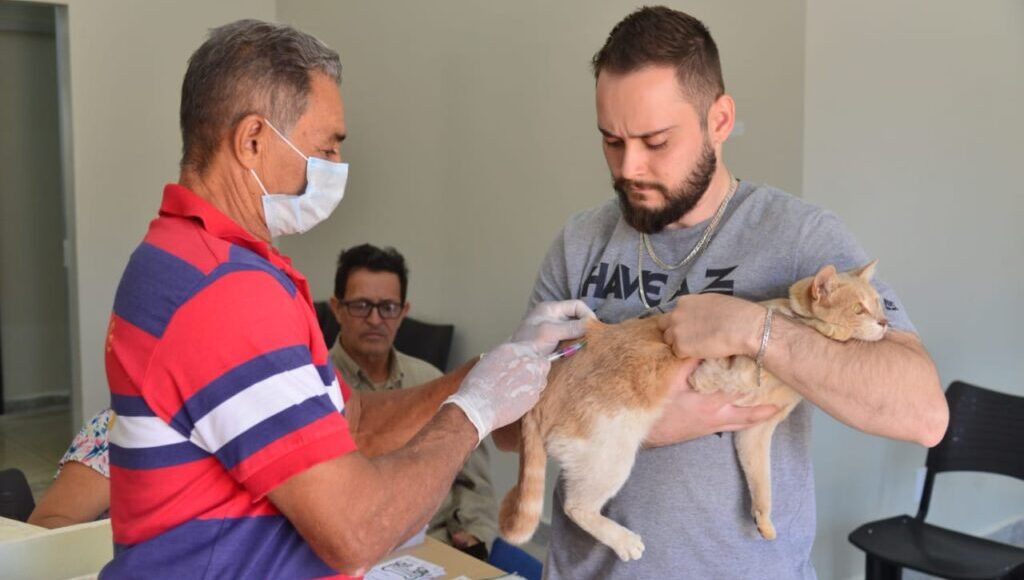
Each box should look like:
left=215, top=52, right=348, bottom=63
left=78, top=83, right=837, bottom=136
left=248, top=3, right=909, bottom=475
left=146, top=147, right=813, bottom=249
left=734, top=416, right=786, bottom=540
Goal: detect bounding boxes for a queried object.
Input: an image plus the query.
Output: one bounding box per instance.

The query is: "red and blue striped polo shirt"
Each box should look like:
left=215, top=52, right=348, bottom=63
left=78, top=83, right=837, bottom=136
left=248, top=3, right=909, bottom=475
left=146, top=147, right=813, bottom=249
left=102, top=184, right=358, bottom=578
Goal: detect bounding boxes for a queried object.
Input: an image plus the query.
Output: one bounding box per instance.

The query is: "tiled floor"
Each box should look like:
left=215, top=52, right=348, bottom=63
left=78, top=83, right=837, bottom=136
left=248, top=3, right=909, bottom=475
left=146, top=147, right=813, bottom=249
left=0, top=406, right=72, bottom=500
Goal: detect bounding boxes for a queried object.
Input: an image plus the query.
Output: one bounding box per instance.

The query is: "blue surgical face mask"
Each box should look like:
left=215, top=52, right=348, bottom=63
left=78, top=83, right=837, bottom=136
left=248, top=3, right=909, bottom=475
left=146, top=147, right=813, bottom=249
left=249, top=119, right=349, bottom=237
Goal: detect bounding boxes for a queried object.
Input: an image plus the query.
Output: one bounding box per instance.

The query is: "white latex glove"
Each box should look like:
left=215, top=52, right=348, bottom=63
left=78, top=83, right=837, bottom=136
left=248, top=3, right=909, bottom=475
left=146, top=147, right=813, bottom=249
left=445, top=342, right=549, bottom=442
left=445, top=300, right=595, bottom=441
left=510, top=299, right=596, bottom=357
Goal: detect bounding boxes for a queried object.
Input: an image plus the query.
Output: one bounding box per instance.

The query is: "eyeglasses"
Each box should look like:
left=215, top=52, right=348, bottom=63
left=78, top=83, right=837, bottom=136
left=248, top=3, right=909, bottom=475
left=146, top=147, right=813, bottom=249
left=338, top=299, right=404, bottom=319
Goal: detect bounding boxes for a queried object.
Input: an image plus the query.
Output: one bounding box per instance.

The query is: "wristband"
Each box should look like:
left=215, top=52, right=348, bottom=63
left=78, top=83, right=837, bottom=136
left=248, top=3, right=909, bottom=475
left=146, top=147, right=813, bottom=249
left=755, top=306, right=775, bottom=387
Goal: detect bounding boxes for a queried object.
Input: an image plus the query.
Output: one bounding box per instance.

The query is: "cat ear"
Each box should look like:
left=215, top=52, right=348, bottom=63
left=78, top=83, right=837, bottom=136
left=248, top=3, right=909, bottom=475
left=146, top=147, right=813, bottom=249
left=854, top=259, right=879, bottom=282
left=811, top=264, right=838, bottom=302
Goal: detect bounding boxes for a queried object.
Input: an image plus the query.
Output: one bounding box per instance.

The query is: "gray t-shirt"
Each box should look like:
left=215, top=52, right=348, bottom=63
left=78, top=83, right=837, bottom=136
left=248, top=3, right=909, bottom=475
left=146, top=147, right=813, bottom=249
left=529, top=181, right=914, bottom=580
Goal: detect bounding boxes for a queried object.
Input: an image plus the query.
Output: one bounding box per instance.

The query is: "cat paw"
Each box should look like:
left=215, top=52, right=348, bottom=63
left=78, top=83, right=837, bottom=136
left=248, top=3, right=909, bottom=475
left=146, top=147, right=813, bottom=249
left=608, top=529, right=645, bottom=561
left=688, top=368, right=715, bottom=393
left=754, top=511, right=777, bottom=540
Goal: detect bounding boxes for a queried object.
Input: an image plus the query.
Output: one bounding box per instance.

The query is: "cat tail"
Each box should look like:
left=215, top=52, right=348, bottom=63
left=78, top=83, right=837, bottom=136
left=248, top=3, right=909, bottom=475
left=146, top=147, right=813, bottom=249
left=499, top=412, right=546, bottom=544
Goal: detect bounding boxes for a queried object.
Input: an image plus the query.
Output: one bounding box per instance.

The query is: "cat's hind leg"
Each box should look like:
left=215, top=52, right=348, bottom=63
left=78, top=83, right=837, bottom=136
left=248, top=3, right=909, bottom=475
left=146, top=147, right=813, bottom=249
left=550, top=413, right=653, bottom=562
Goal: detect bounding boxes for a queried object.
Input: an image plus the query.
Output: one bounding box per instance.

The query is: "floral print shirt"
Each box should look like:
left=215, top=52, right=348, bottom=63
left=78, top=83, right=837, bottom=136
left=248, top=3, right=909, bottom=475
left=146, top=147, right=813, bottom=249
left=57, top=408, right=113, bottom=478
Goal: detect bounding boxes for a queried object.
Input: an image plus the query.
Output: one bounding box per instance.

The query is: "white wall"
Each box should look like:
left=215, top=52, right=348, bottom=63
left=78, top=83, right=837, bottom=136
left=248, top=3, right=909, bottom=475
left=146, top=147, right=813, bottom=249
left=276, top=0, right=806, bottom=526
left=29, top=0, right=277, bottom=427
left=804, top=1, right=1024, bottom=577
left=0, top=3, right=71, bottom=407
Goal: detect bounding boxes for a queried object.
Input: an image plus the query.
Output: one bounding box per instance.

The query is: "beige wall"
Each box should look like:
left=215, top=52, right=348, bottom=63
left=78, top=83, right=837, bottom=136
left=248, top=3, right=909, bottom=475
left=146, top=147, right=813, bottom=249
left=0, top=4, right=70, bottom=406
left=26, top=0, right=276, bottom=426
left=804, top=1, right=1024, bottom=577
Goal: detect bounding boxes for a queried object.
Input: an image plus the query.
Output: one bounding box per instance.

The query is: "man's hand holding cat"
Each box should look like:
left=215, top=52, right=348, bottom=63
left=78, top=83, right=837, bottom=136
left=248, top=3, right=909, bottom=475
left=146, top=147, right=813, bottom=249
left=445, top=300, right=595, bottom=442
left=644, top=359, right=780, bottom=447
left=649, top=294, right=780, bottom=446
left=657, top=293, right=766, bottom=360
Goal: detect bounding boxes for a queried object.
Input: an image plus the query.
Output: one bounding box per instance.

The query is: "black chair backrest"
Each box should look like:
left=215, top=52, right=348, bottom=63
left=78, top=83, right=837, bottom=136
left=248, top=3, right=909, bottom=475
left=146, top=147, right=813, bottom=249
left=917, top=380, right=1024, bottom=520
left=926, top=381, right=1024, bottom=479
left=313, top=301, right=454, bottom=371
left=393, top=317, right=454, bottom=372
left=314, top=301, right=340, bottom=347
left=0, top=468, right=35, bottom=522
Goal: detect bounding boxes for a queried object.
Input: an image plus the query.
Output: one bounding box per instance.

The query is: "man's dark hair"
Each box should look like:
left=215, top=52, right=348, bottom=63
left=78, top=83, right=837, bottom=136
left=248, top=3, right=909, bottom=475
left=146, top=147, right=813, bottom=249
left=334, top=244, right=409, bottom=303
left=179, top=19, right=342, bottom=173
left=592, top=6, right=724, bottom=126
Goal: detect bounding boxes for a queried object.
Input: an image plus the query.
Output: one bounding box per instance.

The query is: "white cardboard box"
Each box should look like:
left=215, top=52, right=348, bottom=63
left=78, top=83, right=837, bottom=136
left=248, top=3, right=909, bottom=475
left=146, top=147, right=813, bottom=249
left=0, top=518, right=112, bottom=580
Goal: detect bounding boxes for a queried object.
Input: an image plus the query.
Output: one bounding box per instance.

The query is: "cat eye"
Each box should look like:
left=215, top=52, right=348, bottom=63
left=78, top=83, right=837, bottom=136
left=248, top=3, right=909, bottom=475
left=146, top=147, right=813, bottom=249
left=852, top=304, right=865, bottom=315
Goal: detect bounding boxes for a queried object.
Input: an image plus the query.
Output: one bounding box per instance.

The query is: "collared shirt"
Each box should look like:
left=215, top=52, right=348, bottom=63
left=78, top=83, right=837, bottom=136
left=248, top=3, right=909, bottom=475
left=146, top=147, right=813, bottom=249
left=330, top=341, right=443, bottom=393
left=103, top=184, right=357, bottom=579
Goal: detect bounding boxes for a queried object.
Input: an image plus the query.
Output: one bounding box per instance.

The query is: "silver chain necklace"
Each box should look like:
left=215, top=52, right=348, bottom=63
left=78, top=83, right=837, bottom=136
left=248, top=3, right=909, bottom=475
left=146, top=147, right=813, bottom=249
left=637, top=177, right=739, bottom=309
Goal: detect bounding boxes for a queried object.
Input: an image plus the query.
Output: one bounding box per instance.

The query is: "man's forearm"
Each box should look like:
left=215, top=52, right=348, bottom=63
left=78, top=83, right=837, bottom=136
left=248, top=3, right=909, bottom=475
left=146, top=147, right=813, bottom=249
left=270, top=404, right=480, bottom=575
left=366, top=404, right=481, bottom=547
left=349, top=359, right=475, bottom=456
left=764, top=315, right=948, bottom=446
left=448, top=445, right=499, bottom=542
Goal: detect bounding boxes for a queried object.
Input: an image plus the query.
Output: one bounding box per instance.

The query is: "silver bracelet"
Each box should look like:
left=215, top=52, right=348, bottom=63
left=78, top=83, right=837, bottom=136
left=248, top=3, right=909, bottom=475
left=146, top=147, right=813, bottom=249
left=755, top=306, right=775, bottom=387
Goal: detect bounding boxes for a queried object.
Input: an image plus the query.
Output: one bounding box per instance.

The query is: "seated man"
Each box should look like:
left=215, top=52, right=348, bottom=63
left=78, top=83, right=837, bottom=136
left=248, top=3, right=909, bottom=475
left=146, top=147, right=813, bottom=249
left=329, top=244, right=498, bottom=559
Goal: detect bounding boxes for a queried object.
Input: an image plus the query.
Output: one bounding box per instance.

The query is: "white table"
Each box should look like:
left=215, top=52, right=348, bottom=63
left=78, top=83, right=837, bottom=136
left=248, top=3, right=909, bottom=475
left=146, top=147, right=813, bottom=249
left=0, top=516, right=48, bottom=542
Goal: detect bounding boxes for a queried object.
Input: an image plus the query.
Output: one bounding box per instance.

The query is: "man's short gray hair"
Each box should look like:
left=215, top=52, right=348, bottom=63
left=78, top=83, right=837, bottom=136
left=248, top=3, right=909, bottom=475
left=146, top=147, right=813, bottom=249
left=179, top=19, right=341, bottom=173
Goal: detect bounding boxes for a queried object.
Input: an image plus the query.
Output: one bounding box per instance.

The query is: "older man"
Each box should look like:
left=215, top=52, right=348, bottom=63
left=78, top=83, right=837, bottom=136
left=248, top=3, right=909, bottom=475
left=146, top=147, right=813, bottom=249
left=329, top=243, right=498, bottom=557
left=102, top=20, right=591, bottom=578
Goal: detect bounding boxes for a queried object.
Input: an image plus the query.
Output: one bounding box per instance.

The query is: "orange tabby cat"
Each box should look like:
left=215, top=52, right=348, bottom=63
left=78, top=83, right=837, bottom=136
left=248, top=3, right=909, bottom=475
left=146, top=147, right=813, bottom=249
left=499, top=260, right=888, bottom=561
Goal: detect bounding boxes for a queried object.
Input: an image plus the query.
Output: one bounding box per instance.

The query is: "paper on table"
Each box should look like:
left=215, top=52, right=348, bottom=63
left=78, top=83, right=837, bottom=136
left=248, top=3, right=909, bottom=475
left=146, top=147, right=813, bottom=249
left=365, top=554, right=445, bottom=580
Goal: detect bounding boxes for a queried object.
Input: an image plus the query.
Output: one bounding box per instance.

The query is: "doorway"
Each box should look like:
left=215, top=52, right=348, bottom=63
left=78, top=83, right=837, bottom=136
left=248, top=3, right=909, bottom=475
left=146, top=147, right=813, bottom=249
left=0, top=1, right=73, bottom=418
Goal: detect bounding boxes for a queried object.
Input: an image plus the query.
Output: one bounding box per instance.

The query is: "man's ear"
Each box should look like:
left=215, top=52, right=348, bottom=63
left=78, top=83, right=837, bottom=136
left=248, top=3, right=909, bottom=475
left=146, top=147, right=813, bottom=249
left=329, top=295, right=344, bottom=324
left=233, top=114, right=268, bottom=170
left=707, top=94, right=736, bottom=148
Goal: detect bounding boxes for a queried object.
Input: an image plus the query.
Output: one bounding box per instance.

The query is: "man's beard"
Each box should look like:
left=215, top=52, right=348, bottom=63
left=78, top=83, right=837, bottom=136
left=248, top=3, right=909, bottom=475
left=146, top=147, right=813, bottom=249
left=615, top=139, right=717, bottom=234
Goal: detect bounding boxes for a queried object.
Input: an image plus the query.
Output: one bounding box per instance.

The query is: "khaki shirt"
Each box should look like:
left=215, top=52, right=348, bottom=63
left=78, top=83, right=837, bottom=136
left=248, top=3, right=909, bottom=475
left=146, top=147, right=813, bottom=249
left=331, top=341, right=499, bottom=546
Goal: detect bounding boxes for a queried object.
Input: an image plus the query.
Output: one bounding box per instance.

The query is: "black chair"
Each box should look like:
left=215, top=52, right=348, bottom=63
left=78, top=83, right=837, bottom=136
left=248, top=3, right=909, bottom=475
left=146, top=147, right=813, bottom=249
left=848, top=380, right=1024, bottom=580
left=393, top=317, right=454, bottom=372
left=0, top=468, right=35, bottom=522
left=313, top=301, right=455, bottom=371
left=314, top=301, right=341, bottom=348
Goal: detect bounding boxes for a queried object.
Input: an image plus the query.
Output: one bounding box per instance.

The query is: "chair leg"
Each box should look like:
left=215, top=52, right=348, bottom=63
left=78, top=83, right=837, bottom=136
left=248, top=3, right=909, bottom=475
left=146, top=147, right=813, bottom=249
left=865, top=555, right=902, bottom=580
